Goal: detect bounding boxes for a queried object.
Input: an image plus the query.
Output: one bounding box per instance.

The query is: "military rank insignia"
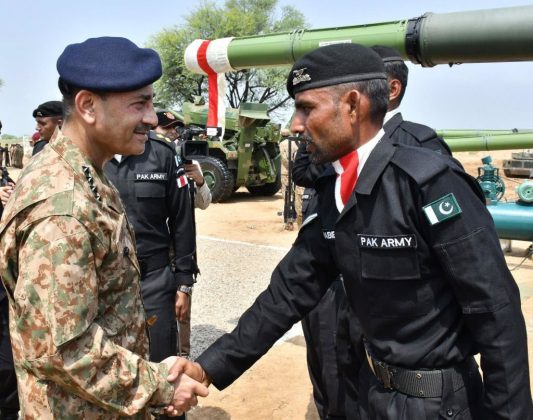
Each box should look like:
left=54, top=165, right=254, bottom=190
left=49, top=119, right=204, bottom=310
left=422, top=193, right=461, bottom=226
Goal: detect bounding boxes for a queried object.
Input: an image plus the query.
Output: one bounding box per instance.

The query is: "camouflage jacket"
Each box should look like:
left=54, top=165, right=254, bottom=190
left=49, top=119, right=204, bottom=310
left=0, top=133, right=174, bottom=418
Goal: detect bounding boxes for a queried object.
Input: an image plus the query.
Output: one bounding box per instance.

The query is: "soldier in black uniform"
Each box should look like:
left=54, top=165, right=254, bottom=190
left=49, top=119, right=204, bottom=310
left=32, top=100, right=63, bottom=155
left=104, top=130, right=197, bottom=420
left=172, top=43, right=531, bottom=420
left=293, top=45, right=458, bottom=420
left=372, top=45, right=451, bottom=155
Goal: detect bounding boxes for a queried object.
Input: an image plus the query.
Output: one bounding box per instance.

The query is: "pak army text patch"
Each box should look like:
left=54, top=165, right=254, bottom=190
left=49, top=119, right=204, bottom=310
left=422, top=193, right=462, bottom=226
left=135, top=172, right=168, bottom=181
left=358, top=234, right=417, bottom=249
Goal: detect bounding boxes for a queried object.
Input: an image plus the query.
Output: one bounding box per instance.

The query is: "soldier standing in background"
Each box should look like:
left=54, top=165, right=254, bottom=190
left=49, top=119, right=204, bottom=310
left=155, top=110, right=212, bottom=211
left=0, top=36, right=207, bottom=418
left=279, top=136, right=304, bottom=229
left=32, top=100, right=63, bottom=155
left=2, top=145, right=9, bottom=167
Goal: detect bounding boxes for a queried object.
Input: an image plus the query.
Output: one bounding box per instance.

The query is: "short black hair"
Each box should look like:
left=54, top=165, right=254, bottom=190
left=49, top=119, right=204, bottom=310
left=59, top=79, right=106, bottom=120
left=331, top=79, right=389, bottom=125
left=384, top=61, right=409, bottom=104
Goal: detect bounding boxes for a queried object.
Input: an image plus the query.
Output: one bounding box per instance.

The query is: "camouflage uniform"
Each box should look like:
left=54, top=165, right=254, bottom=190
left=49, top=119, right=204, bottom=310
left=0, top=133, right=174, bottom=418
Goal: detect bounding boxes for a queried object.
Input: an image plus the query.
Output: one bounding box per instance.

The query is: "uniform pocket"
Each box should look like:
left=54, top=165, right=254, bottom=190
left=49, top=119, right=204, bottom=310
left=360, top=244, right=431, bottom=318
left=134, top=180, right=166, bottom=198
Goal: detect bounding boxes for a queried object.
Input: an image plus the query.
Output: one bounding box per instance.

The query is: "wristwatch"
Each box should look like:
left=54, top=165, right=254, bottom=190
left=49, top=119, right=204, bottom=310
left=178, top=285, right=193, bottom=296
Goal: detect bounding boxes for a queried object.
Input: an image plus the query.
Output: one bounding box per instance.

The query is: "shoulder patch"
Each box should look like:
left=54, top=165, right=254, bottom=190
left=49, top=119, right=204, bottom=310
left=422, top=193, right=462, bottom=226
left=391, top=146, right=448, bottom=185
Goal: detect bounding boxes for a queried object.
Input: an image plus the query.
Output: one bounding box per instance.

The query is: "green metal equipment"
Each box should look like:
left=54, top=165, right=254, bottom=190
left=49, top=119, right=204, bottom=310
left=475, top=157, right=533, bottom=242
left=438, top=131, right=533, bottom=152
left=181, top=98, right=281, bottom=203
left=185, top=5, right=533, bottom=72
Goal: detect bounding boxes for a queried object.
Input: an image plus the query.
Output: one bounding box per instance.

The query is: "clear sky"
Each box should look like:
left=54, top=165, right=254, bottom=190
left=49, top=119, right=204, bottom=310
left=1, top=0, right=533, bottom=136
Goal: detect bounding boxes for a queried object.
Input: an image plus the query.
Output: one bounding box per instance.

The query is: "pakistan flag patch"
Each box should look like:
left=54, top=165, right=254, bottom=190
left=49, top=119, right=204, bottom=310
left=422, top=193, right=462, bottom=226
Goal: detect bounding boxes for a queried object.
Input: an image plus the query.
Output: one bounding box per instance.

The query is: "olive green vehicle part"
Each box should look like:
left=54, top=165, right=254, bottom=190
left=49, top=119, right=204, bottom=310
left=182, top=98, right=281, bottom=203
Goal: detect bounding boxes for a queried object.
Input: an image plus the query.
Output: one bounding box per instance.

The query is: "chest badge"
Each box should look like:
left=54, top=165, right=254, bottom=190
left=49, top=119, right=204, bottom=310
left=422, top=193, right=462, bottom=226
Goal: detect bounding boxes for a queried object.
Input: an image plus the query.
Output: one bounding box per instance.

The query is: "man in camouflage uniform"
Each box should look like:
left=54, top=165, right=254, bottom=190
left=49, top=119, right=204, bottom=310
left=0, top=37, right=207, bottom=419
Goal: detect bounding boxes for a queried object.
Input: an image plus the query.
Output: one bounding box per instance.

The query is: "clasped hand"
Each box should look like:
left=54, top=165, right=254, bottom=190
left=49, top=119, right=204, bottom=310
left=161, top=356, right=210, bottom=417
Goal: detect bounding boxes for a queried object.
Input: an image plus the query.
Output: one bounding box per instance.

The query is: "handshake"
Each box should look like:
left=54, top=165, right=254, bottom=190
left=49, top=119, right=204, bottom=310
left=159, top=356, right=211, bottom=417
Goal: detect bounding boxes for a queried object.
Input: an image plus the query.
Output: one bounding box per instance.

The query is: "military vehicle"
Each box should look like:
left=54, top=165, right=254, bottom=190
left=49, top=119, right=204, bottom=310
left=181, top=97, right=281, bottom=203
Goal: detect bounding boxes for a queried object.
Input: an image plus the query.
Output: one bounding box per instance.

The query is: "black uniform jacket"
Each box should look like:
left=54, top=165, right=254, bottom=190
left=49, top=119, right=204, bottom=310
left=104, top=132, right=196, bottom=286
left=32, top=139, right=49, bottom=156
left=197, top=135, right=531, bottom=418
left=384, top=112, right=452, bottom=156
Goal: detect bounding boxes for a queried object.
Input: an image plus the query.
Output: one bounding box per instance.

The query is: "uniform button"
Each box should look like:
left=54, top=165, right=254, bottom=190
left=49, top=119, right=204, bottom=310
left=418, top=390, right=424, bottom=396
left=447, top=408, right=454, bottom=417
left=416, top=373, right=422, bottom=379
left=123, top=246, right=129, bottom=256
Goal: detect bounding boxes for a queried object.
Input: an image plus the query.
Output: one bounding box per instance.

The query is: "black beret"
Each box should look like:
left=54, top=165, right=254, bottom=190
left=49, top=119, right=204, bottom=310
left=287, top=43, right=387, bottom=99
left=57, top=37, right=162, bottom=92
left=32, top=100, right=63, bottom=118
left=371, top=45, right=404, bottom=63
left=157, top=110, right=184, bottom=128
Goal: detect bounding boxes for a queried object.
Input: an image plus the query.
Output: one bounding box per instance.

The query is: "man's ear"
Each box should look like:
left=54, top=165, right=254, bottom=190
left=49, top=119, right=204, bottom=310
left=75, top=90, right=97, bottom=124
left=346, top=90, right=362, bottom=123
left=389, top=79, right=402, bottom=103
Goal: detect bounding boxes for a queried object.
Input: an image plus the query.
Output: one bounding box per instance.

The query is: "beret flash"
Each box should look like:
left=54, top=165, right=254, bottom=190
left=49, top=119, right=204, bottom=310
left=32, top=100, right=63, bottom=118
left=57, top=37, right=162, bottom=92
left=371, top=45, right=404, bottom=63
left=287, top=43, right=387, bottom=98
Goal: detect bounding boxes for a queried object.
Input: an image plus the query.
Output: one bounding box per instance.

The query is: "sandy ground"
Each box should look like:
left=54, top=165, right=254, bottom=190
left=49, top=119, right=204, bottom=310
left=8, top=149, right=533, bottom=419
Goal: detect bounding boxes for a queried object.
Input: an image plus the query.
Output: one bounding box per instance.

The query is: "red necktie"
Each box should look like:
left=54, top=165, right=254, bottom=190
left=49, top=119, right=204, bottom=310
left=338, top=150, right=359, bottom=205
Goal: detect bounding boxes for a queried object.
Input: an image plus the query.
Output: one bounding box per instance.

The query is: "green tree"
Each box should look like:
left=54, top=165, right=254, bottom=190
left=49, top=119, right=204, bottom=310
left=149, top=0, right=307, bottom=116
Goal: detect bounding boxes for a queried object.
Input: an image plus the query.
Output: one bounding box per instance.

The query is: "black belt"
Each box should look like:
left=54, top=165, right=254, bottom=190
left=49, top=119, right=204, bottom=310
left=138, top=253, right=170, bottom=277
left=365, top=349, right=476, bottom=398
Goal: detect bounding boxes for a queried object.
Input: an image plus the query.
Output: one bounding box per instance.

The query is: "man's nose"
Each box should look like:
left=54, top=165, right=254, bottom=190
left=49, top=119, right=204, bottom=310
left=143, top=106, right=158, bottom=128
left=289, top=116, right=304, bottom=135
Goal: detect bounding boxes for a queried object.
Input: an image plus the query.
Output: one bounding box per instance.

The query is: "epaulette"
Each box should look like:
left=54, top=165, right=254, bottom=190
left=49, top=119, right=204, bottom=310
left=148, top=130, right=178, bottom=153
left=391, top=146, right=448, bottom=185
left=400, top=121, right=439, bottom=143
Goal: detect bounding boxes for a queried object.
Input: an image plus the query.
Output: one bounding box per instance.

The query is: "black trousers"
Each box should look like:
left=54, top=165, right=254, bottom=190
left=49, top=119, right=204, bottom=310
left=0, top=298, right=19, bottom=419
left=302, top=278, right=348, bottom=420
left=141, top=265, right=185, bottom=420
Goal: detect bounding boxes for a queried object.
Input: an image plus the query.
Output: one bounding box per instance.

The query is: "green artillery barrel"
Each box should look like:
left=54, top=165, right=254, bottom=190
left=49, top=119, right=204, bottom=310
left=441, top=132, right=533, bottom=152
left=185, top=5, right=533, bottom=73
left=438, top=129, right=533, bottom=138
